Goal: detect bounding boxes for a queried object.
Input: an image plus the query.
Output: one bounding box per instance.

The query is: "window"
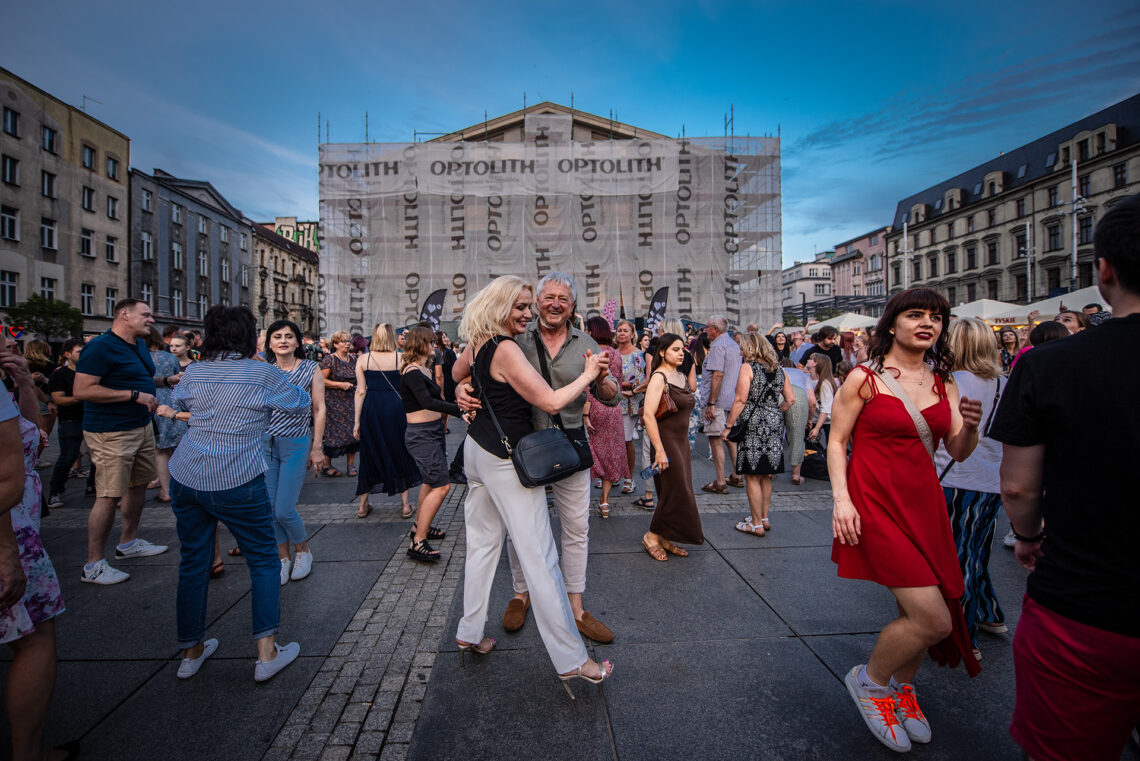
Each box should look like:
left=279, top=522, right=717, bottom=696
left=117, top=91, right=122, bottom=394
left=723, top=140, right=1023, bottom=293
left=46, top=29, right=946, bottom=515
left=1, top=108, right=18, bottom=136
left=1078, top=139, right=1089, bottom=162
left=813, top=283, right=828, bottom=296
left=240, top=233, right=248, bottom=250
left=82, top=186, right=95, bottom=211
left=1062, top=146, right=1070, bottom=165
left=912, top=234, right=920, bottom=250
left=987, top=279, right=999, bottom=300
left=141, top=189, right=152, bottom=212
left=140, top=283, right=152, bottom=306
left=1, top=154, right=18, bottom=185
left=172, top=204, right=182, bottom=224
left=107, top=197, right=119, bottom=219
left=1078, top=174, right=1090, bottom=199
left=986, top=240, right=999, bottom=265
left=0, top=271, right=17, bottom=308
left=1048, top=186, right=1059, bottom=207
left=965, top=245, right=977, bottom=270
left=1016, top=198, right=1026, bottom=218
left=947, top=251, right=957, bottom=274
left=912, top=258, right=922, bottom=281
left=105, top=288, right=118, bottom=317
left=0, top=206, right=17, bottom=241
left=1047, top=268, right=1061, bottom=292
left=82, top=145, right=95, bottom=169
left=1016, top=163, right=1028, bottom=179
left=240, top=265, right=249, bottom=288
left=1047, top=223, right=1062, bottom=251
left=198, top=216, right=207, bottom=234
left=172, top=288, right=184, bottom=318
left=172, top=242, right=183, bottom=270
left=41, top=126, right=58, bottom=153
left=80, top=228, right=93, bottom=257
left=1114, top=163, right=1128, bottom=188
left=198, top=294, right=208, bottom=317
left=80, top=283, right=94, bottom=315
left=947, top=286, right=956, bottom=304
left=854, top=263, right=861, bottom=275
left=1045, top=151, right=1056, bottom=168
left=40, top=218, right=56, bottom=249
left=1096, top=132, right=1106, bottom=154
left=220, top=257, right=230, bottom=282
left=988, top=181, right=996, bottom=196
left=987, top=208, right=996, bottom=227
left=220, top=226, right=229, bottom=243
left=891, top=262, right=901, bottom=287
left=105, top=235, right=118, bottom=262
left=141, top=231, right=153, bottom=260
left=973, top=182, right=983, bottom=195
left=1079, top=262, right=1094, bottom=288
left=967, top=282, right=977, bottom=302
left=198, top=250, right=209, bottom=277
left=40, top=277, right=56, bottom=301
left=945, top=221, right=953, bottom=239
left=1016, top=274, right=1027, bottom=297
left=934, top=198, right=942, bottom=211
left=1015, top=232, right=1027, bottom=259
left=106, top=156, right=119, bottom=180
left=1079, top=215, right=1093, bottom=245
left=928, top=255, right=938, bottom=278
left=41, top=171, right=56, bottom=198
left=967, top=215, right=975, bottom=233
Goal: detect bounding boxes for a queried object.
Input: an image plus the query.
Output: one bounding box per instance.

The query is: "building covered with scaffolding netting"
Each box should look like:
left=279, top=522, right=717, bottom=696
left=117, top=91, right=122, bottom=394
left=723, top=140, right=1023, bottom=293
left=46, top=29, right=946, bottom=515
left=317, top=103, right=781, bottom=334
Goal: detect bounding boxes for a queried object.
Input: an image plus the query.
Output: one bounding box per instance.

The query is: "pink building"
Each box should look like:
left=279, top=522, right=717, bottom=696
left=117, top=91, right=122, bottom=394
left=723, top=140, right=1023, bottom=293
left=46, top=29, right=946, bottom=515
left=831, top=226, right=891, bottom=298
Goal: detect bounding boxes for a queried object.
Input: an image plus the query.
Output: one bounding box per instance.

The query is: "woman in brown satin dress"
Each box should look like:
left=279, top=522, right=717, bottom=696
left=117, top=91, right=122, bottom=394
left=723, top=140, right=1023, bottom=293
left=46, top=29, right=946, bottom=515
left=640, top=333, right=703, bottom=560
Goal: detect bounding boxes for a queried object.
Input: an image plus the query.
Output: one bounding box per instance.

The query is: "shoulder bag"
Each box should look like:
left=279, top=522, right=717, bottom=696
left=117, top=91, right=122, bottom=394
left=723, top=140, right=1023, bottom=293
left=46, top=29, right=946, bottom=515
left=531, top=332, right=593, bottom=472
left=725, top=361, right=762, bottom=443
left=651, top=371, right=678, bottom=418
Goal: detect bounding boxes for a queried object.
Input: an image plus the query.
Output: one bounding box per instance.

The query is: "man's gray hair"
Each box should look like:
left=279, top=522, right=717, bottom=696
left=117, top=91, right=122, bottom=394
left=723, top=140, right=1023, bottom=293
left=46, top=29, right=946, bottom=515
left=707, top=314, right=728, bottom=333
left=537, top=272, right=577, bottom=304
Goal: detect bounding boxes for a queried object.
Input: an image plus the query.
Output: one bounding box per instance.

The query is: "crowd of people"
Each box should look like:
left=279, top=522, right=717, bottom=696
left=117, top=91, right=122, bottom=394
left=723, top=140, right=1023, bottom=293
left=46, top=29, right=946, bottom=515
left=0, top=194, right=1137, bottom=759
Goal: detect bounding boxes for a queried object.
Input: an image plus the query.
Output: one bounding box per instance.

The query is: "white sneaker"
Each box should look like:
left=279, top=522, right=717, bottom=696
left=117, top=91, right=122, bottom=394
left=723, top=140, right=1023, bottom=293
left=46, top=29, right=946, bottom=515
left=81, top=559, right=130, bottom=585
left=1003, top=530, right=1017, bottom=548
left=977, top=621, right=1008, bottom=635
left=592, top=478, right=602, bottom=489
left=48, top=494, right=64, bottom=508
left=254, top=642, right=300, bottom=682
left=279, top=558, right=292, bottom=586
left=177, top=638, right=219, bottom=679
left=892, top=681, right=932, bottom=744
left=844, top=665, right=911, bottom=752
left=290, top=551, right=313, bottom=581
left=115, top=538, right=169, bottom=558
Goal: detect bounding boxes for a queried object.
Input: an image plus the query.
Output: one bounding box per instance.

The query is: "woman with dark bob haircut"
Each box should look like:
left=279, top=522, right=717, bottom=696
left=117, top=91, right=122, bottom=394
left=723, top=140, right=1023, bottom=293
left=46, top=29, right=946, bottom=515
left=827, top=289, right=984, bottom=752
left=155, top=306, right=313, bottom=683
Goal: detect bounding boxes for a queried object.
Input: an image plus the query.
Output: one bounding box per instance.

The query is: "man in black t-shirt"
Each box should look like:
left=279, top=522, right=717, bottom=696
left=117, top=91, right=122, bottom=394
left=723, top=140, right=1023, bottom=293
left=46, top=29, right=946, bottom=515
left=47, top=339, right=94, bottom=506
left=799, top=325, right=842, bottom=369
left=990, top=193, right=1140, bottom=761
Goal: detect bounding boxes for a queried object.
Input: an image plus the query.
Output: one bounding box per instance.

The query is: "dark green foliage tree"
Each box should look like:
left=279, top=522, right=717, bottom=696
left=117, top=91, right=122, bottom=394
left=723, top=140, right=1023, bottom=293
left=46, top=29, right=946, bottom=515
left=5, top=295, right=85, bottom=340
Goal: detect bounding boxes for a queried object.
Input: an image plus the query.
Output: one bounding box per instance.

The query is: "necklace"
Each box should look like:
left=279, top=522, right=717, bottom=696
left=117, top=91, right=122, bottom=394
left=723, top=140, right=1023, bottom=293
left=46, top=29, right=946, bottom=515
left=277, top=357, right=299, bottom=372
left=887, top=365, right=928, bottom=387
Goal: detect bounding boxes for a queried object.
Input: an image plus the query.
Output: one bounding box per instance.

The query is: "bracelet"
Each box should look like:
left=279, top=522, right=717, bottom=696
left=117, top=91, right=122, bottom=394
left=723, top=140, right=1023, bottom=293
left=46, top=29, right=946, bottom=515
left=1011, top=529, right=1045, bottom=543
left=130, top=390, right=139, bottom=403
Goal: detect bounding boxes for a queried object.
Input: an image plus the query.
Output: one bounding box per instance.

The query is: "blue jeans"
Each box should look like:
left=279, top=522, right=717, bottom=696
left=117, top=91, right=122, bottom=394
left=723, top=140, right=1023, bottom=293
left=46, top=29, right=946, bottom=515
left=49, top=419, right=94, bottom=496
left=171, top=475, right=280, bottom=647
left=263, top=434, right=311, bottom=545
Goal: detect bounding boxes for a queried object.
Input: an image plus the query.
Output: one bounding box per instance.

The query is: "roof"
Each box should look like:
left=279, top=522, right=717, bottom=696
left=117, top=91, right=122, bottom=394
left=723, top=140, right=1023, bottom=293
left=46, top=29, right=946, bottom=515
left=136, top=168, right=246, bottom=222
left=0, top=65, right=131, bottom=142
left=892, top=92, right=1140, bottom=227
left=428, top=101, right=670, bottom=143
left=831, top=249, right=863, bottom=265
left=252, top=224, right=319, bottom=264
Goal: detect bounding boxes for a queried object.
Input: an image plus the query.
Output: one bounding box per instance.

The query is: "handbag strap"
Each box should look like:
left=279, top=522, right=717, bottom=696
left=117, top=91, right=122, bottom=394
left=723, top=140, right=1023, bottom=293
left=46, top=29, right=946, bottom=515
left=476, top=337, right=515, bottom=455
left=532, top=332, right=568, bottom=432
left=865, top=362, right=936, bottom=463
left=938, top=376, right=1003, bottom=481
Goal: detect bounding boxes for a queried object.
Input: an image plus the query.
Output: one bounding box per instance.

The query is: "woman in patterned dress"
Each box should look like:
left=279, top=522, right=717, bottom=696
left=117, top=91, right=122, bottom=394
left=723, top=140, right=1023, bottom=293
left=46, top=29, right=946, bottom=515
left=614, top=320, right=645, bottom=495
left=724, top=333, right=795, bottom=536
left=582, top=317, right=628, bottom=518
left=1, top=338, right=67, bottom=761
left=320, top=331, right=359, bottom=476
left=149, top=328, right=186, bottom=503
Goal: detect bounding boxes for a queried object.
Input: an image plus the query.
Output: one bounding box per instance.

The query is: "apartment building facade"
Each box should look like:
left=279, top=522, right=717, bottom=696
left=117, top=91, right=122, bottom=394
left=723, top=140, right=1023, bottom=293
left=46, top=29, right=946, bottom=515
left=0, top=67, right=130, bottom=335
left=831, top=226, right=890, bottom=298
left=251, top=224, right=318, bottom=332
left=780, top=252, right=833, bottom=315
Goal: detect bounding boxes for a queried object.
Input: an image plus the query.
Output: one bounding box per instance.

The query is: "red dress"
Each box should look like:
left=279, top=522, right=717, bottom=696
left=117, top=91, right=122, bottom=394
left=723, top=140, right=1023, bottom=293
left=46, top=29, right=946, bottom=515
left=831, top=367, right=980, bottom=676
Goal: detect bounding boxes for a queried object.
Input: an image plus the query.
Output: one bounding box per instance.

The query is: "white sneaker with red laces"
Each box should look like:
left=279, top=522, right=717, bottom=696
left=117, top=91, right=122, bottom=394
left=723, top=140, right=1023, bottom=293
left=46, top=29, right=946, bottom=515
left=892, top=681, right=932, bottom=744
left=845, top=665, right=911, bottom=752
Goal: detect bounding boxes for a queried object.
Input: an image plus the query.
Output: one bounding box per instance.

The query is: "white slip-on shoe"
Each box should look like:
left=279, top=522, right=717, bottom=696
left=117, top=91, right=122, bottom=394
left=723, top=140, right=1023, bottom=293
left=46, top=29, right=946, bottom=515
left=177, top=638, right=219, bottom=679
left=115, top=538, right=169, bottom=558
left=290, top=551, right=313, bottom=581
left=81, top=559, right=130, bottom=585
left=254, top=642, right=300, bottom=683
left=844, top=665, right=911, bottom=753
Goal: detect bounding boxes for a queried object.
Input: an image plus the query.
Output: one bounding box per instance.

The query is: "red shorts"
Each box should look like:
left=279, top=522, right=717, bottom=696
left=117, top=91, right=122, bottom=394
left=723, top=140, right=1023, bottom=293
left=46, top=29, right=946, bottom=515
left=1011, top=595, right=1140, bottom=761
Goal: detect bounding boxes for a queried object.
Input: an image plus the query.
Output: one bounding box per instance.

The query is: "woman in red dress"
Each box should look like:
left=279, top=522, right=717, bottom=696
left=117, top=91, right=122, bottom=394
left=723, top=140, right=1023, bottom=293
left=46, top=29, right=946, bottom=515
left=829, top=289, right=984, bottom=753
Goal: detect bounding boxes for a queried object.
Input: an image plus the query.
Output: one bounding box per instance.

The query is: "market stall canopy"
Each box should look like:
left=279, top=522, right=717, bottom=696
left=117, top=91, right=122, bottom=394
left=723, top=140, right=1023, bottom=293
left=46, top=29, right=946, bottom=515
left=986, top=286, right=1105, bottom=325
left=813, top=312, right=878, bottom=331
left=950, top=299, right=1019, bottom=320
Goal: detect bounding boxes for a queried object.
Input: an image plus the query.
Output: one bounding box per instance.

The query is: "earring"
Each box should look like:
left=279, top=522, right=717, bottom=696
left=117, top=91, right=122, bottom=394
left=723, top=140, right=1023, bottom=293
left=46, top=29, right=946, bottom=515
left=889, top=330, right=895, bottom=335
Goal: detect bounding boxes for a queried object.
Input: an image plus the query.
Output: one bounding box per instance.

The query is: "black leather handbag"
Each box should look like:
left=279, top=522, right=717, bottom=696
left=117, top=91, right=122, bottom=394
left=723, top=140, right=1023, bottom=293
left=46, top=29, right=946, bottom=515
left=533, top=333, right=594, bottom=472
left=480, top=387, right=581, bottom=489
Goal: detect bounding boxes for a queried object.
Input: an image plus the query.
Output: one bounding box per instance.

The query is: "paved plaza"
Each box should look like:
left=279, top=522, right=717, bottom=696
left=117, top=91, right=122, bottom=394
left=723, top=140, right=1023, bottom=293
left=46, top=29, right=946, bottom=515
left=4, top=425, right=1138, bottom=761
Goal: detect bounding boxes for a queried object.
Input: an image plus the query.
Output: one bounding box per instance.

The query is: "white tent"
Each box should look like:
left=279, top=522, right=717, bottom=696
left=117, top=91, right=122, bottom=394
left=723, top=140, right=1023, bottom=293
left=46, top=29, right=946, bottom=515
left=950, top=299, right=1019, bottom=320
left=987, top=286, right=1105, bottom=325
left=813, top=312, right=878, bottom=331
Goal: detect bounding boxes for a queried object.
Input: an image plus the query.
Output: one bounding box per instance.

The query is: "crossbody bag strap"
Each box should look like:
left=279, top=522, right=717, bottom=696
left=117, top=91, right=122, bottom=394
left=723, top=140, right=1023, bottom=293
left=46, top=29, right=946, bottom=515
left=532, top=332, right=567, bottom=431
left=939, top=375, right=1003, bottom=481
left=477, top=337, right=514, bottom=454
left=865, top=361, right=936, bottom=463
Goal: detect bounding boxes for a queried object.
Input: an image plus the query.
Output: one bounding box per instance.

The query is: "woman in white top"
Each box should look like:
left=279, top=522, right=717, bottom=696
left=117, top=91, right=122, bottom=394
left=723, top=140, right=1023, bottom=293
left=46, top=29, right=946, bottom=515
left=807, top=353, right=838, bottom=445
left=779, top=358, right=815, bottom=485
left=932, top=318, right=1007, bottom=656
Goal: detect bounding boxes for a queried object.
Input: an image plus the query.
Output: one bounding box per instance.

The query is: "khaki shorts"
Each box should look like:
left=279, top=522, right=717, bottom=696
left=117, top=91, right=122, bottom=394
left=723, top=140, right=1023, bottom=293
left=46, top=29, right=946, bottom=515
left=84, top=426, right=158, bottom=499
left=701, top=406, right=727, bottom=435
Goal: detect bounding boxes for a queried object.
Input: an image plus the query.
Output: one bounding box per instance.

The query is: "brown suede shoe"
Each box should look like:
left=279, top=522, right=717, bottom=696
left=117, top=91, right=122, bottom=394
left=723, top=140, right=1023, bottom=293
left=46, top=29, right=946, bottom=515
left=502, top=597, right=530, bottom=632
left=576, top=611, right=615, bottom=643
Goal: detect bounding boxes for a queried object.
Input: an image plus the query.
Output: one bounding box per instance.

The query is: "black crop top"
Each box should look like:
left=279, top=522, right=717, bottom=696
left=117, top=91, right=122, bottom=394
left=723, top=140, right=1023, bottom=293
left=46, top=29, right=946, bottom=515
left=399, top=368, right=461, bottom=416
left=468, top=336, right=534, bottom=459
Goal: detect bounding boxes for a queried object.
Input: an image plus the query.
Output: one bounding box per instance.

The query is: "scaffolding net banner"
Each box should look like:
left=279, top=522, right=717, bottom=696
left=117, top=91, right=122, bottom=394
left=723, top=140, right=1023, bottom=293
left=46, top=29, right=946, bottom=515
left=319, top=119, right=781, bottom=335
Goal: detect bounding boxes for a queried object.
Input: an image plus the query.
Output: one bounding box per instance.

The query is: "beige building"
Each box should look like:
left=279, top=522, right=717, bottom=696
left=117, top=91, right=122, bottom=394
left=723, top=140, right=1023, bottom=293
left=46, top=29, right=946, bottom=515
left=261, top=216, right=320, bottom=255
left=886, top=93, right=1140, bottom=305
left=252, top=225, right=318, bottom=332
left=780, top=252, right=833, bottom=319
left=1, top=67, right=129, bottom=335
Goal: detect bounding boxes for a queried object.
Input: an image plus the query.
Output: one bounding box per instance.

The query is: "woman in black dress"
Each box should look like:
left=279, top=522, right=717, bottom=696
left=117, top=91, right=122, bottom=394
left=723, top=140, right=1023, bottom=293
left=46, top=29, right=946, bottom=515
left=724, top=333, right=795, bottom=536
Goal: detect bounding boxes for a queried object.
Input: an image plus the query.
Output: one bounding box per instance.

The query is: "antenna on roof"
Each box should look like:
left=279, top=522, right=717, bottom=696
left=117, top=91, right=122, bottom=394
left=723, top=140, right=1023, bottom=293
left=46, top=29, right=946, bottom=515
left=365, top=111, right=369, bottom=143
left=82, top=95, right=103, bottom=113
left=570, top=91, right=574, bottom=111
left=326, top=120, right=329, bottom=144
left=484, top=110, right=488, bottom=141
left=523, top=92, right=527, bottom=112
left=609, top=109, right=613, bottom=141
left=317, top=112, right=321, bottom=145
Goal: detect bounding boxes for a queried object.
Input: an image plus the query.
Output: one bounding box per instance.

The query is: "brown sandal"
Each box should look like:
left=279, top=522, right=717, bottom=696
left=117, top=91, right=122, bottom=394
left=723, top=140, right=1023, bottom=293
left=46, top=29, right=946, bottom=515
left=700, top=481, right=728, bottom=494
left=641, top=534, right=667, bottom=562
left=659, top=538, right=688, bottom=557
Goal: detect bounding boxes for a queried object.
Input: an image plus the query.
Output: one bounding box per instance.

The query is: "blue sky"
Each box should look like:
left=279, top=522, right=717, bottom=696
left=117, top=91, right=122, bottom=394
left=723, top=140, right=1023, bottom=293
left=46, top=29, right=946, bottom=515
left=3, top=0, right=1137, bottom=267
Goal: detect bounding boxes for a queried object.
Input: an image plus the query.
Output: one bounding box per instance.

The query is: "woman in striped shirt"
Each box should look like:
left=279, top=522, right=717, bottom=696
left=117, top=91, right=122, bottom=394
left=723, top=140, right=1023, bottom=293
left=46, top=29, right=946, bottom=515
left=265, top=320, right=328, bottom=585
